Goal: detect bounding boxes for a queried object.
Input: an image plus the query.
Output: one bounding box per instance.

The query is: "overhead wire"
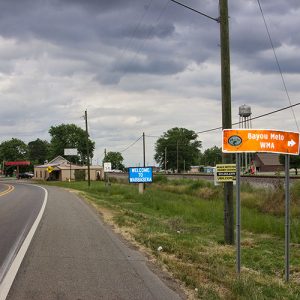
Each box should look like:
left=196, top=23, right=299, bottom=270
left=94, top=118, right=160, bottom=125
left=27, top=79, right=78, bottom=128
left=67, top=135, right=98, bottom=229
left=120, top=135, right=143, bottom=153
left=118, top=0, right=170, bottom=82
left=111, top=2, right=300, bottom=160
left=196, top=102, right=300, bottom=134
left=146, top=103, right=300, bottom=137
left=115, top=0, right=154, bottom=63
left=169, top=0, right=218, bottom=22
left=117, top=103, right=300, bottom=159
left=257, top=0, right=299, bottom=132
left=108, top=101, right=300, bottom=163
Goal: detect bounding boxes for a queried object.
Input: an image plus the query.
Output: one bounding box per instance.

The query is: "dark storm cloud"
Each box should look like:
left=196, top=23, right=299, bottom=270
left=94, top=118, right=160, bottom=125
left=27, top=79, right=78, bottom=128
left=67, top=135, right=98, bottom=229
left=0, top=0, right=299, bottom=81
left=113, top=57, right=186, bottom=75
left=120, top=23, right=175, bottom=40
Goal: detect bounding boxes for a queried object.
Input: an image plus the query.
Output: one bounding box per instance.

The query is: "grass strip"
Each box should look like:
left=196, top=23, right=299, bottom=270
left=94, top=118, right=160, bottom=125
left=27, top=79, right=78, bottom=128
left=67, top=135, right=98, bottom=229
left=43, top=180, right=300, bottom=299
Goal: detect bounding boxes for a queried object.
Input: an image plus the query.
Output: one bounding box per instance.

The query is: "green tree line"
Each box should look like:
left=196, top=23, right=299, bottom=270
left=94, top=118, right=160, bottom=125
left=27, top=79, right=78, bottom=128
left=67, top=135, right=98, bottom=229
left=0, top=124, right=95, bottom=169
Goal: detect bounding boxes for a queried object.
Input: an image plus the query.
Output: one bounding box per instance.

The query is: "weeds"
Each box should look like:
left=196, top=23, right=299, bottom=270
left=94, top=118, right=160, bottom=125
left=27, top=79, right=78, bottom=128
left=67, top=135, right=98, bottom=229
left=43, top=180, right=300, bottom=299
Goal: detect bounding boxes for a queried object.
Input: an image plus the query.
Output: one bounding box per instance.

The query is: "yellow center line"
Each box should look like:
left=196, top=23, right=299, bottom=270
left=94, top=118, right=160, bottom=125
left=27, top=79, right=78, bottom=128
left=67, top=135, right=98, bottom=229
left=0, top=184, right=15, bottom=197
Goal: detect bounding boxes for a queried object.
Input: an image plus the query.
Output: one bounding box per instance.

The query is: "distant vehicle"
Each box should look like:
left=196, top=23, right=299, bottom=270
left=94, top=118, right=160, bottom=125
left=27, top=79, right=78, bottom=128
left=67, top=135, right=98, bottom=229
left=17, top=172, right=34, bottom=179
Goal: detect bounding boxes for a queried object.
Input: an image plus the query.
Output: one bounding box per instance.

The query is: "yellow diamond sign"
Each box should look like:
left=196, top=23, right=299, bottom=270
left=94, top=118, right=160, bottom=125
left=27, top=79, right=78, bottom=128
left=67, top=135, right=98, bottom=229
left=47, top=166, right=54, bottom=173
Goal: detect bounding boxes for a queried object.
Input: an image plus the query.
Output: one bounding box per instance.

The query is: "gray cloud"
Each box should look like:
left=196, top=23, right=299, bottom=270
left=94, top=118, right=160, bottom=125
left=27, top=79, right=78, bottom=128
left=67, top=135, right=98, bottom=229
left=0, top=0, right=299, bottom=166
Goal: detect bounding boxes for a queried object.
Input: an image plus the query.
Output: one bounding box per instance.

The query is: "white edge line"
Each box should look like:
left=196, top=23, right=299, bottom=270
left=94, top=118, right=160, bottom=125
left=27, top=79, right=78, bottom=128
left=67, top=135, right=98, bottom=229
left=0, top=185, right=48, bottom=300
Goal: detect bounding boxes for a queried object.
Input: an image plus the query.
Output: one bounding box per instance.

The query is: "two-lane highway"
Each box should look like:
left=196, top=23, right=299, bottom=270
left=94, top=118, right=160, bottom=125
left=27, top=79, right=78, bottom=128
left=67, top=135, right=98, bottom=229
left=0, top=183, right=184, bottom=300
left=0, top=182, right=47, bottom=299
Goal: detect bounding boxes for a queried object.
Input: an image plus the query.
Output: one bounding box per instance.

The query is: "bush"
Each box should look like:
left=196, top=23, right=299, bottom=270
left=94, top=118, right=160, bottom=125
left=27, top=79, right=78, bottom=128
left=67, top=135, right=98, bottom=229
left=291, top=180, right=300, bottom=203
left=153, top=174, right=168, bottom=183
left=189, top=180, right=210, bottom=190
left=74, top=169, right=85, bottom=181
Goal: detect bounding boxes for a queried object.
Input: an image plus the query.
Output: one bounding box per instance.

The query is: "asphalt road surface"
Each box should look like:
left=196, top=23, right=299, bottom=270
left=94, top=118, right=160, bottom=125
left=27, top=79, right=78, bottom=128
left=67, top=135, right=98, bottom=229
left=0, top=183, right=45, bottom=285
left=7, top=185, right=184, bottom=300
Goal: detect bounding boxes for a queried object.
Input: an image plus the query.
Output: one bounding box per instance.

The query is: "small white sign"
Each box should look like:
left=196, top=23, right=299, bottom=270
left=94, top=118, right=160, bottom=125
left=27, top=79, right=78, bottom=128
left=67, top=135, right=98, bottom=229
left=104, top=162, right=112, bottom=172
left=64, top=148, right=78, bottom=156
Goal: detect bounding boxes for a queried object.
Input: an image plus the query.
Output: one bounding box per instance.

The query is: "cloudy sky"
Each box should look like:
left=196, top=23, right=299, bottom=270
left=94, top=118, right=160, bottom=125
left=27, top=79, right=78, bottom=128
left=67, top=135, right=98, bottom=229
left=0, top=0, right=299, bottom=166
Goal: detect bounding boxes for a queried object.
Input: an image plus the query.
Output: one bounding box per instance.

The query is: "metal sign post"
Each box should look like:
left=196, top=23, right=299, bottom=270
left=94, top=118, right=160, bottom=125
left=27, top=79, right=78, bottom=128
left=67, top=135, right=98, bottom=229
left=64, top=148, right=78, bottom=182
left=128, top=167, right=153, bottom=194
left=236, top=153, right=241, bottom=274
left=285, top=154, right=290, bottom=282
left=222, top=128, right=299, bottom=279
left=103, top=162, right=112, bottom=186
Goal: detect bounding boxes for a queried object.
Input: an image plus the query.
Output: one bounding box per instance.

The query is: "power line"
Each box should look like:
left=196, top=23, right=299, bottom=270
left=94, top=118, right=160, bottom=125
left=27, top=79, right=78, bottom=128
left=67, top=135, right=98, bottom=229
left=116, top=0, right=154, bottom=63
left=120, top=135, right=143, bottom=153
left=257, top=0, right=299, bottom=132
left=119, top=0, right=170, bottom=82
left=147, top=103, right=300, bottom=137
left=196, top=102, right=300, bottom=134
left=169, top=0, right=218, bottom=22
left=118, top=102, right=299, bottom=156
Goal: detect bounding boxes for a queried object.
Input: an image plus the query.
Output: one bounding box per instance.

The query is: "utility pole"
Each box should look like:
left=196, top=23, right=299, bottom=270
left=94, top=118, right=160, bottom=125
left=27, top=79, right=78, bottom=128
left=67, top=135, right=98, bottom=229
left=165, top=147, right=167, bottom=173
left=104, top=148, right=107, bottom=183
left=219, top=0, right=234, bottom=244
left=85, top=109, right=91, bottom=187
left=143, top=132, right=146, bottom=167
left=176, top=140, right=179, bottom=173
left=142, top=132, right=146, bottom=192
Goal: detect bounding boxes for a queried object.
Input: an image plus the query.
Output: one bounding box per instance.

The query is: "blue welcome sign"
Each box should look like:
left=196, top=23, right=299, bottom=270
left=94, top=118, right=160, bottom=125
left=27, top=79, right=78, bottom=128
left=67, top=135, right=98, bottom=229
left=128, top=167, right=153, bottom=183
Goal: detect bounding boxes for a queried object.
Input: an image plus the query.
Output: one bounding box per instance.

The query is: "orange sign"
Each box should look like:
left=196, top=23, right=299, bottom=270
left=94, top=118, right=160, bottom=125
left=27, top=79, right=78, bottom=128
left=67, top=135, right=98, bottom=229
left=223, top=129, right=300, bottom=155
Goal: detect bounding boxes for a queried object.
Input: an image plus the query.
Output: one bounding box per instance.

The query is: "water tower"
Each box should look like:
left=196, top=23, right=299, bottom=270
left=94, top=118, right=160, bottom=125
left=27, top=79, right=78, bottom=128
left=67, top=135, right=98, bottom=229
left=239, top=105, right=252, bottom=170
left=239, top=104, right=252, bottom=129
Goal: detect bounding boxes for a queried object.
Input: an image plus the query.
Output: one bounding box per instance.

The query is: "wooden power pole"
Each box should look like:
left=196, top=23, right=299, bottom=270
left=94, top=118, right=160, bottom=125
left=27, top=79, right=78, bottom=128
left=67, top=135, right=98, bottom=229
left=85, top=109, right=91, bottom=187
left=219, top=0, right=234, bottom=244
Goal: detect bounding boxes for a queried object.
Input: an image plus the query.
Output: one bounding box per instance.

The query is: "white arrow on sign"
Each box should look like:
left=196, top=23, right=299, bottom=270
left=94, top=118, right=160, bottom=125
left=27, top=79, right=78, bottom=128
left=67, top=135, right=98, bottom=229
left=288, top=139, right=296, bottom=147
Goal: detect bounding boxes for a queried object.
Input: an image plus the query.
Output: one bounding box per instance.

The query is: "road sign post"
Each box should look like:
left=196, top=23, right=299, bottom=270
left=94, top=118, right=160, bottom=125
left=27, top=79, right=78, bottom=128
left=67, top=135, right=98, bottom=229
left=236, top=153, right=241, bottom=274
left=128, top=167, right=153, bottom=194
left=285, top=154, right=290, bottom=282
left=222, top=129, right=300, bottom=280
left=64, top=148, right=78, bottom=182
left=103, top=162, right=112, bottom=186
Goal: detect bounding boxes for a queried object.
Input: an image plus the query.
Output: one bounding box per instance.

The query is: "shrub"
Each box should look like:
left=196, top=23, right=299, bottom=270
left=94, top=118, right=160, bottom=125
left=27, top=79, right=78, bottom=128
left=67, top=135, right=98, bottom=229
left=74, top=169, right=85, bottom=181
left=153, top=174, right=168, bottom=183
left=291, top=180, right=300, bottom=203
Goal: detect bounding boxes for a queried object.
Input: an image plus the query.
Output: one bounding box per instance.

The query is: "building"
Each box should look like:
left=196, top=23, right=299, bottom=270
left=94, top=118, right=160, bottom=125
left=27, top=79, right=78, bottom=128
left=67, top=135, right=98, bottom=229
left=252, top=153, right=284, bottom=173
left=34, top=156, right=103, bottom=181
left=189, top=166, right=200, bottom=173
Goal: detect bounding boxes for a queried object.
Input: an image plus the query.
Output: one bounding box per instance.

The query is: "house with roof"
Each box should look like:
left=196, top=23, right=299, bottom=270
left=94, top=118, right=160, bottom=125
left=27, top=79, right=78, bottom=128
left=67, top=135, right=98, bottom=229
left=252, top=153, right=284, bottom=173
left=34, top=156, right=103, bottom=181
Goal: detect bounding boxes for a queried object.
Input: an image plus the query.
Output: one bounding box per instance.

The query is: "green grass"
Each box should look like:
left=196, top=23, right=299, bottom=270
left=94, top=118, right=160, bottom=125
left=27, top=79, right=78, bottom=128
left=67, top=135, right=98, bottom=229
left=42, top=179, right=300, bottom=299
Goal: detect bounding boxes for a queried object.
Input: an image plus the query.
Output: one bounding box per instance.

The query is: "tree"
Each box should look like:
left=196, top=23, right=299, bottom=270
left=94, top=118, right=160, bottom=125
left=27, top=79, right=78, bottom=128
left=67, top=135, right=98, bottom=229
left=154, top=127, right=201, bottom=172
left=103, top=151, right=125, bottom=171
left=0, top=138, right=28, bottom=161
left=199, top=146, right=222, bottom=166
left=49, top=124, right=95, bottom=164
left=28, top=139, right=51, bottom=165
left=279, top=154, right=300, bottom=175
